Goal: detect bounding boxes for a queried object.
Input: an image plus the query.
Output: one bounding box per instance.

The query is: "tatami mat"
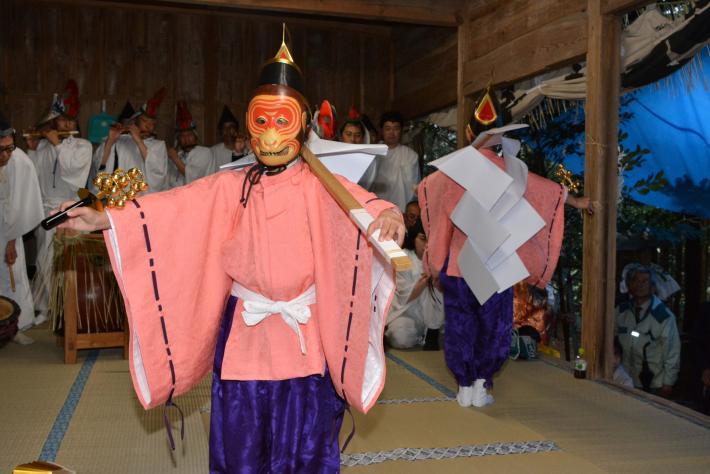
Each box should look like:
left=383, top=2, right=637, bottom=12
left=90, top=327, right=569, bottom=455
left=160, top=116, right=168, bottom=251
left=0, top=326, right=80, bottom=473
left=54, top=348, right=212, bottom=473
left=2, top=332, right=710, bottom=473
left=340, top=402, right=543, bottom=452
left=390, top=349, right=710, bottom=473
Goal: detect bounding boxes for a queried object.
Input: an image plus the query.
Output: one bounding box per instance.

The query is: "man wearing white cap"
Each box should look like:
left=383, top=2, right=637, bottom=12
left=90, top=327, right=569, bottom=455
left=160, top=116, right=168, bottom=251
left=1, top=112, right=44, bottom=343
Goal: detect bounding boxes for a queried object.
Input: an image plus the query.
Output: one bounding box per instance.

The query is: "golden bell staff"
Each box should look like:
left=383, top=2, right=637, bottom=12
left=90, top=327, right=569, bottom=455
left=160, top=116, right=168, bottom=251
left=40, top=168, right=149, bottom=230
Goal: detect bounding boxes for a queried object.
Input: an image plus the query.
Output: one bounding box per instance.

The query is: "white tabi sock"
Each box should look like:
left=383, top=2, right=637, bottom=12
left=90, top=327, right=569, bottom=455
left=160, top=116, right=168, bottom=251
left=456, top=385, right=474, bottom=407
left=471, top=378, right=494, bottom=407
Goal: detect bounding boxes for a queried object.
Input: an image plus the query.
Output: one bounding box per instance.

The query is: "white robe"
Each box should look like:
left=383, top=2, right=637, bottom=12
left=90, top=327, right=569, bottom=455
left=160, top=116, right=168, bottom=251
left=1, top=149, right=44, bottom=329
left=167, top=145, right=215, bottom=188
left=210, top=142, right=252, bottom=171
left=369, top=144, right=420, bottom=211
left=30, top=136, right=92, bottom=313
left=91, top=135, right=169, bottom=194
left=211, top=142, right=232, bottom=169
left=385, top=249, right=444, bottom=349
left=30, top=136, right=93, bottom=209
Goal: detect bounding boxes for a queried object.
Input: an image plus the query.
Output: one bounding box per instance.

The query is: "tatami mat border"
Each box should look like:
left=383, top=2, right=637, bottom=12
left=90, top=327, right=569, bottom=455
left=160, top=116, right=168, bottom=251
left=39, top=350, right=100, bottom=462
left=385, top=352, right=455, bottom=397
left=340, top=440, right=560, bottom=467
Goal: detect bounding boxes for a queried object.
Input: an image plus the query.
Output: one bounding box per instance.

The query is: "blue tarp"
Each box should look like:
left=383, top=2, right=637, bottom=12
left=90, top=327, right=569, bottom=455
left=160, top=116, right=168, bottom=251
left=548, top=48, right=710, bottom=218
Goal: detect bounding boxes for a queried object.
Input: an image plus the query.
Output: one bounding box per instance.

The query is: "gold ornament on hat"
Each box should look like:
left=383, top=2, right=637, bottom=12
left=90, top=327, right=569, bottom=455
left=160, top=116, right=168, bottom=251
left=265, top=23, right=302, bottom=74
left=474, top=84, right=498, bottom=126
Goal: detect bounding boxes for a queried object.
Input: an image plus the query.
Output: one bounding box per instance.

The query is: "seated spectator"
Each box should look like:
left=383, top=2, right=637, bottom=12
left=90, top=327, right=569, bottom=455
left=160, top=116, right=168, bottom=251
left=404, top=200, right=420, bottom=233
left=614, top=265, right=680, bottom=397
left=385, top=218, right=444, bottom=349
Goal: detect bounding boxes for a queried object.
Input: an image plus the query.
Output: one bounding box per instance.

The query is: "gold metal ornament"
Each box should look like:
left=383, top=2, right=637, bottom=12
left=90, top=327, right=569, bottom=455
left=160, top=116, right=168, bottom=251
left=554, top=163, right=581, bottom=194
left=92, top=167, right=149, bottom=210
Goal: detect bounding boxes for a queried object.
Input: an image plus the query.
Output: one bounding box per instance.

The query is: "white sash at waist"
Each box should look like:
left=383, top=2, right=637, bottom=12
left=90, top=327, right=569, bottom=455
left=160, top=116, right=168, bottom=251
left=230, top=282, right=316, bottom=354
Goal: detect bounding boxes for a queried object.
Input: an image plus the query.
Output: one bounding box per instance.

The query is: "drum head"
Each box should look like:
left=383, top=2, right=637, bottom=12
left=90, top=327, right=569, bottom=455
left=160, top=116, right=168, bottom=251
left=0, top=296, right=20, bottom=325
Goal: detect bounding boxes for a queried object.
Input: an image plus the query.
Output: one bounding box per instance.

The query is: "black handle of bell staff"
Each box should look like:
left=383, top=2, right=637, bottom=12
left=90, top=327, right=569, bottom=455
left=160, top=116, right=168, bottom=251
left=40, top=195, right=94, bottom=230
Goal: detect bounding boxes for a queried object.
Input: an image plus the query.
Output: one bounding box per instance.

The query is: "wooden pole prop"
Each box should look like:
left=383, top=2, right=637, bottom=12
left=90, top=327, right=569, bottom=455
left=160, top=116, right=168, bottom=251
left=301, top=145, right=412, bottom=272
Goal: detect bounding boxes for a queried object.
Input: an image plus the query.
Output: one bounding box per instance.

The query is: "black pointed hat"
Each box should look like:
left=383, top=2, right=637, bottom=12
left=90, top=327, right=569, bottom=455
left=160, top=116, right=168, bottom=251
left=117, top=101, right=135, bottom=123
left=257, top=24, right=304, bottom=94
left=218, top=105, right=238, bottom=131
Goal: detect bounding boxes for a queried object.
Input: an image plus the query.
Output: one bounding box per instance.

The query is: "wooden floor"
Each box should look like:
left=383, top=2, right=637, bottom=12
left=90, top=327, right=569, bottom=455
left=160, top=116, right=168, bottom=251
left=1, top=325, right=709, bottom=473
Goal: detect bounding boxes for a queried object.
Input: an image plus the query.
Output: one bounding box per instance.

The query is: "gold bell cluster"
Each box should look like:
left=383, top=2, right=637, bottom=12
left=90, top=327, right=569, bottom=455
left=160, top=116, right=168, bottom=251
left=554, top=163, right=581, bottom=194
left=92, top=168, right=148, bottom=208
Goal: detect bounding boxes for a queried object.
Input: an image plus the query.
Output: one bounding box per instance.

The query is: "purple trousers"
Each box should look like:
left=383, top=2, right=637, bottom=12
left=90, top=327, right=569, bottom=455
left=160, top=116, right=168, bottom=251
left=210, top=296, right=345, bottom=473
left=439, top=259, right=513, bottom=388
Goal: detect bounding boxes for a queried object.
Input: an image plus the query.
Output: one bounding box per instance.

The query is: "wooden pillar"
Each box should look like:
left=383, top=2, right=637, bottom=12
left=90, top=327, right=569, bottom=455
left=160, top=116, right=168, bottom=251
left=581, top=0, right=621, bottom=379
left=456, top=23, right=473, bottom=148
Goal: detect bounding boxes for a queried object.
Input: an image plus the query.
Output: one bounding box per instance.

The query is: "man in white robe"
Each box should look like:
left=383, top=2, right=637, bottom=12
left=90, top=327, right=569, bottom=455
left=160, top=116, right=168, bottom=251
left=369, top=111, right=420, bottom=211
left=27, top=81, right=93, bottom=320
left=0, top=115, right=44, bottom=344
left=167, top=101, right=215, bottom=188
left=93, top=93, right=169, bottom=194
left=211, top=105, right=250, bottom=169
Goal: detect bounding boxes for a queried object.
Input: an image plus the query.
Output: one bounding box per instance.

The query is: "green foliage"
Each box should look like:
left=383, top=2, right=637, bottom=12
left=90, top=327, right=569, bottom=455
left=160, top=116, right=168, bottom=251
left=404, top=120, right=458, bottom=177
left=517, top=97, right=689, bottom=315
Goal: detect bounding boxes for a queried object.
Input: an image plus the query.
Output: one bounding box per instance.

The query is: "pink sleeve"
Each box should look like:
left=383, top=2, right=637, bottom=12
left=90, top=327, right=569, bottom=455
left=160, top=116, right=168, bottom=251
left=418, top=172, right=456, bottom=275
left=104, top=172, right=244, bottom=409
left=520, top=171, right=566, bottom=288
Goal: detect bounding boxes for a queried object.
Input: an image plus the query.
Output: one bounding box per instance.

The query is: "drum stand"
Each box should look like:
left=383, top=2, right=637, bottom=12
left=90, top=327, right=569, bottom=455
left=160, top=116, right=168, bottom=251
left=54, top=230, right=129, bottom=364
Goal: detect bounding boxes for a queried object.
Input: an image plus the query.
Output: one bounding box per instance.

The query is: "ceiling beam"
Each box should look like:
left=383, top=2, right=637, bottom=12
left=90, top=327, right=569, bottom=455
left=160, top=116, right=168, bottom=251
left=147, top=0, right=462, bottom=26
left=462, top=11, right=587, bottom=97
left=42, top=0, right=391, bottom=34
left=602, top=0, right=653, bottom=15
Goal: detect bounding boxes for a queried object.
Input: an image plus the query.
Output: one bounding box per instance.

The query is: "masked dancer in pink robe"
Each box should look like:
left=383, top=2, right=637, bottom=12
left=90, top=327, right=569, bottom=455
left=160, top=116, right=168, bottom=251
left=54, top=36, right=404, bottom=473
left=419, top=89, right=592, bottom=408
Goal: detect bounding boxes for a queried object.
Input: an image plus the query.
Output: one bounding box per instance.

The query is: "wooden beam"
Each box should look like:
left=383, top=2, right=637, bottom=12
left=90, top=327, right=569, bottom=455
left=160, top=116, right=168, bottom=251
left=461, top=12, right=587, bottom=97
left=463, top=0, right=586, bottom=63
left=581, top=0, right=621, bottom=380
left=392, top=36, right=457, bottom=119
left=36, top=0, right=392, bottom=35
left=602, top=0, right=652, bottom=15
left=144, top=0, right=461, bottom=26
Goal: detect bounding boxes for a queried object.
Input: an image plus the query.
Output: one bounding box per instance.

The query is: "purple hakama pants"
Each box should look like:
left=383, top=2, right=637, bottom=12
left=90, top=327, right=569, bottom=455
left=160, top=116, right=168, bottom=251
left=209, top=296, right=345, bottom=473
left=439, top=259, right=513, bottom=388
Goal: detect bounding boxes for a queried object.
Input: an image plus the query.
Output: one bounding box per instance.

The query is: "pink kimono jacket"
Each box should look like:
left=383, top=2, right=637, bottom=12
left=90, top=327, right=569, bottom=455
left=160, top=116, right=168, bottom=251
left=419, top=148, right=566, bottom=289
left=104, top=160, right=396, bottom=414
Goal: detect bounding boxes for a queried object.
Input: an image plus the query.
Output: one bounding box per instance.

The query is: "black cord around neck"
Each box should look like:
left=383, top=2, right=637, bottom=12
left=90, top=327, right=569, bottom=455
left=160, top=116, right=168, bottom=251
left=239, top=161, right=289, bottom=207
